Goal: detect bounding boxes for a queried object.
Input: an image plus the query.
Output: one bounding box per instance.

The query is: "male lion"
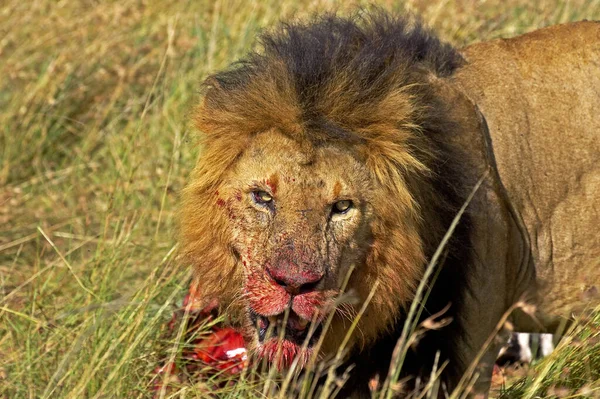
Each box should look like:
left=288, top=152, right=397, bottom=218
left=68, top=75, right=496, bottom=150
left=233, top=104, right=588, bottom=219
left=180, top=11, right=600, bottom=396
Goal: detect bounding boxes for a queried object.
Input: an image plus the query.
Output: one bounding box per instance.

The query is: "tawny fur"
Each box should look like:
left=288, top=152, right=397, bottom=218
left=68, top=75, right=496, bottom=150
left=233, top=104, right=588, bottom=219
left=180, top=11, right=600, bottom=396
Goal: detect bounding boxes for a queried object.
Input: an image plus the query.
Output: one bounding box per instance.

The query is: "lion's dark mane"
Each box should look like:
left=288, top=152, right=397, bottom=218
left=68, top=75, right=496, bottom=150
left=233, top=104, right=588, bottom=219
left=203, top=10, right=473, bottom=394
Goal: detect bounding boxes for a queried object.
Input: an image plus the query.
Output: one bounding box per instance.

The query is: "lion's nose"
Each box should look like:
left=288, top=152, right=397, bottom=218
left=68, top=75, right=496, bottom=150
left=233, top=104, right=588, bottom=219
left=266, top=264, right=323, bottom=295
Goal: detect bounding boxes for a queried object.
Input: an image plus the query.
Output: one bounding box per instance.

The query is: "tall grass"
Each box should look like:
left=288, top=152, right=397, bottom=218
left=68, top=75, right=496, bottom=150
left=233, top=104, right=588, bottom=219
left=1, top=0, right=600, bottom=397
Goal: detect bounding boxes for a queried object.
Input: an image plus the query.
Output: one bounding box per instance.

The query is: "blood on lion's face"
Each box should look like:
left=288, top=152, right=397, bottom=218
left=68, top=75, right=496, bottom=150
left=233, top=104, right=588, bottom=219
left=216, top=130, right=373, bottom=368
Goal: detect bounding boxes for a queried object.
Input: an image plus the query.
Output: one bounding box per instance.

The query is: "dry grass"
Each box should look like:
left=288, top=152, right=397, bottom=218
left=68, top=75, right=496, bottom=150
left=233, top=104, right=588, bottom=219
left=1, top=0, right=600, bottom=397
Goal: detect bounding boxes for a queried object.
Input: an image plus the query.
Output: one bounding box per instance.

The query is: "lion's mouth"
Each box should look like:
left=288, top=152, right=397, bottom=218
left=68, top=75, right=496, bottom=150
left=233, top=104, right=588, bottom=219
left=250, top=310, right=324, bottom=347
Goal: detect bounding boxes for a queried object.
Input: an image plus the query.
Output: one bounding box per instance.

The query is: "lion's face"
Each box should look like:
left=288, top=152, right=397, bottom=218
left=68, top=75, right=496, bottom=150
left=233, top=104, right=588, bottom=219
left=214, top=130, right=374, bottom=366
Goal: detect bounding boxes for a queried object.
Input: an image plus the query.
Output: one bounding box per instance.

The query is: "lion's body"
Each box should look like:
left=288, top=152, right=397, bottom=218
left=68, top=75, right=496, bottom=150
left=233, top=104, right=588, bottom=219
left=457, top=21, right=600, bottom=323
left=445, top=20, right=600, bottom=391
left=181, top=14, right=600, bottom=396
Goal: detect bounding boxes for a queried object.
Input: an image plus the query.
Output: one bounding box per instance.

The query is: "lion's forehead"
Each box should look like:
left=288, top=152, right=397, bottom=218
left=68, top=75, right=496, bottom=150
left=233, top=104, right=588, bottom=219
left=229, top=130, right=371, bottom=198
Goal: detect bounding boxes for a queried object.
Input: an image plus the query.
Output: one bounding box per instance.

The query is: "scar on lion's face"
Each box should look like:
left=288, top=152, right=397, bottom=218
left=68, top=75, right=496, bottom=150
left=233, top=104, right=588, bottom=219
left=213, top=129, right=374, bottom=365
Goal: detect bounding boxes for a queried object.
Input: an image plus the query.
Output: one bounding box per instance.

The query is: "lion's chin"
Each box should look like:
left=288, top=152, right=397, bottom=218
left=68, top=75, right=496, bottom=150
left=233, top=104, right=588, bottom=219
left=250, top=310, right=324, bottom=370
left=258, top=338, right=315, bottom=370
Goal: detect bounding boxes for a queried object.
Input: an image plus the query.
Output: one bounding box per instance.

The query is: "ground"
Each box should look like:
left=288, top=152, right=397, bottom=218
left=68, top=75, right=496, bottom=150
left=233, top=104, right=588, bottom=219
left=1, top=0, right=600, bottom=397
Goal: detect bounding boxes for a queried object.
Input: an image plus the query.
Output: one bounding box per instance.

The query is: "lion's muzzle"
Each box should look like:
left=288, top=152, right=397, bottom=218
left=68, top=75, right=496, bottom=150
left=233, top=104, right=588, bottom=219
left=244, top=243, right=333, bottom=368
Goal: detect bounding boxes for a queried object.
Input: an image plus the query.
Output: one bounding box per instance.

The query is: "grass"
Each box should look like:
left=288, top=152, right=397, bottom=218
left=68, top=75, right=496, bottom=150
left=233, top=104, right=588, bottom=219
left=1, top=0, right=600, bottom=397
left=497, top=313, right=600, bottom=399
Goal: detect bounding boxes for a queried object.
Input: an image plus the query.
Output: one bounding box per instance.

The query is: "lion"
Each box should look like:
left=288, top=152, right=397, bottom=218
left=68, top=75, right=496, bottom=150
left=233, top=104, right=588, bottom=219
left=180, top=11, right=600, bottom=396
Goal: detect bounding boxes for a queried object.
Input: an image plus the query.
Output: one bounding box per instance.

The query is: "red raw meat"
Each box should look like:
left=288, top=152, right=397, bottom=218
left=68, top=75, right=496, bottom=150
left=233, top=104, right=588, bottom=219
left=152, top=282, right=248, bottom=395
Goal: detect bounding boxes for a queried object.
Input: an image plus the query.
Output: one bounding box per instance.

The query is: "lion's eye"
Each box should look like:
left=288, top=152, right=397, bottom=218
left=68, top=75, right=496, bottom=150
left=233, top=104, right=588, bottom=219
left=332, top=200, right=352, bottom=214
left=252, top=190, right=273, bottom=204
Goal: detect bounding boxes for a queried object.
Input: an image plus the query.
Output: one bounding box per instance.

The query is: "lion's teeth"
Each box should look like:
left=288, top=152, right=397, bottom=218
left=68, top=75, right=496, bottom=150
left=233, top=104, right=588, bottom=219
left=298, top=318, right=309, bottom=328
left=268, top=316, right=277, bottom=325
